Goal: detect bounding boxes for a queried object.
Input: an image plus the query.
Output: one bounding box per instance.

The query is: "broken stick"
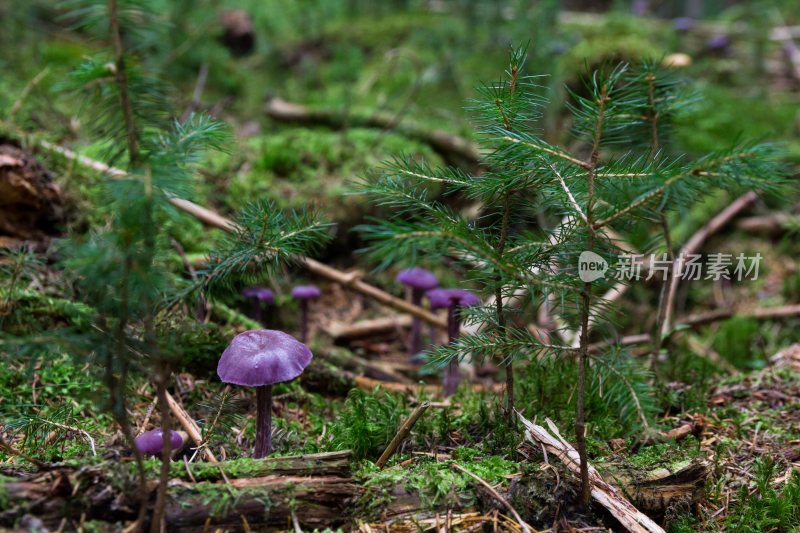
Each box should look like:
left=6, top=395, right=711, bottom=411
left=376, top=401, right=430, bottom=468
left=165, top=390, right=217, bottom=463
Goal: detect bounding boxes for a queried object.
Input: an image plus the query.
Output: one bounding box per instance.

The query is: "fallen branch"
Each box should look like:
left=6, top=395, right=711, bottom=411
left=165, top=391, right=217, bottom=463
left=678, top=304, right=800, bottom=328
left=376, top=401, right=430, bottom=468
left=662, top=192, right=759, bottom=337
left=264, top=97, right=482, bottom=170
left=323, top=314, right=413, bottom=340
left=736, top=213, right=800, bottom=234
left=518, top=412, right=664, bottom=533
left=0, top=435, right=50, bottom=470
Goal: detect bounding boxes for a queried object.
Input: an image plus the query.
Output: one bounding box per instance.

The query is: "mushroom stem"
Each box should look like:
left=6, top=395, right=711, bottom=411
left=443, top=305, right=461, bottom=396
left=254, top=384, right=273, bottom=458
left=299, top=300, right=309, bottom=343
left=409, top=288, right=424, bottom=359
left=250, top=299, right=263, bottom=325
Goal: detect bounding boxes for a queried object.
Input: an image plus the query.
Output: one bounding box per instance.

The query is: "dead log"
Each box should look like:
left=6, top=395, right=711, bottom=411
left=165, top=476, right=361, bottom=531
left=174, top=450, right=353, bottom=481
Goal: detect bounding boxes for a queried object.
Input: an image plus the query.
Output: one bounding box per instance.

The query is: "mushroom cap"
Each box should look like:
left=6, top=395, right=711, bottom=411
left=291, top=285, right=321, bottom=300
left=706, top=34, right=730, bottom=50
left=135, top=429, right=183, bottom=456
left=396, top=268, right=439, bottom=291
left=217, top=329, right=312, bottom=387
left=426, top=288, right=481, bottom=310
left=242, top=286, right=275, bottom=303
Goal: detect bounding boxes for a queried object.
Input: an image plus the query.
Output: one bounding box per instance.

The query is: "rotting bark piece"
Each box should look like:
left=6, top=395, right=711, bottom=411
left=608, top=459, right=710, bottom=516
left=0, top=142, right=64, bottom=240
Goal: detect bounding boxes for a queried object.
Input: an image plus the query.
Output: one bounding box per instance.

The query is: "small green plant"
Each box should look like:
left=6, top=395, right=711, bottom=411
left=724, top=461, right=800, bottom=532
left=329, top=387, right=403, bottom=460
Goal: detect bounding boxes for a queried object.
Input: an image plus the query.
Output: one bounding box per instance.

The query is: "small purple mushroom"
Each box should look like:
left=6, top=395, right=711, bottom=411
left=673, top=17, right=694, bottom=33
left=217, top=329, right=312, bottom=458
left=631, top=0, right=648, bottom=16
left=242, top=287, right=274, bottom=326
left=426, top=288, right=481, bottom=396
left=135, top=429, right=183, bottom=457
left=396, top=268, right=439, bottom=359
left=291, top=285, right=321, bottom=343
left=706, top=34, right=731, bottom=53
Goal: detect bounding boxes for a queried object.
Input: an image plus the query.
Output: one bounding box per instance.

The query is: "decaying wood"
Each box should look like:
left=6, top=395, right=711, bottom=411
left=606, top=459, right=710, bottom=516
left=518, top=413, right=665, bottom=533
left=0, top=142, right=64, bottom=240
left=166, top=475, right=361, bottom=531
left=176, top=451, right=353, bottom=481
left=326, top=348, right=415, bottom=384
left=0, top=465, right=360, bottom=532
left=323, top=314, right=413, bottom=340
left=264, top=97, right=482, bottom=170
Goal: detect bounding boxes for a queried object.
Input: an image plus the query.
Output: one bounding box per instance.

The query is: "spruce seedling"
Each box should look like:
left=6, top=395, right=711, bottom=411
left=60, top=0, right=231, bottom=528
left=360, top=47, right=784, bottom=505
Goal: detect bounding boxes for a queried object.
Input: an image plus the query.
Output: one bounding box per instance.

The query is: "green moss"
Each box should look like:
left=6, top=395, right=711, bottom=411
left=0, top=474, right=12, bottom=511
left=675, top=84, right=800, bottom=161
left=0, top=288, right=95, bottom=334
left=713, top=317, right=763, bottom=370
left=358, top=453, right=520, bottom=513
left=626, top=441, right=700, bottom=470
left=562, top=13, right=667, bottom=73
left=226, top=127, right=441, bottom=218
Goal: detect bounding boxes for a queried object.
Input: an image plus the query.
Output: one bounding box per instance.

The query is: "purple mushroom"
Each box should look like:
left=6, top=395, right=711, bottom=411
left=631, top=0, right=648, bottom=16
left=706, top=34, right=730, bottom=53
left=673, top=17, right=694, bottom=33
left=217, top=329, right=312, bottom=458
left=426, top=288, right=481, bottom=396
left=242, top=287, right=274, bottom=325
left=396, top=268, right=439, bottom=359
left=291, top=285, right=321, bottom=343
left=134, top=428, right=183, bottom=457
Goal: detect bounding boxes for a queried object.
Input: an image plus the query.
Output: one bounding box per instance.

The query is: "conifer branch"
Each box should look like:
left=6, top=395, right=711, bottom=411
left=501, top=135, right=592, bottom=170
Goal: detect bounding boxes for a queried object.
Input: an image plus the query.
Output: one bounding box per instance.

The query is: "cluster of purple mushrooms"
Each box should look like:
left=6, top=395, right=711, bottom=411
left=136, top=270, right=478, bottom=460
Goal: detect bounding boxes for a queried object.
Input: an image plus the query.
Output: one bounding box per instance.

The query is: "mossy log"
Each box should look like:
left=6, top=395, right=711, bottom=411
left=171, top=450, right=353, bottom=481
left=165, top=476, right=361, bottom=531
